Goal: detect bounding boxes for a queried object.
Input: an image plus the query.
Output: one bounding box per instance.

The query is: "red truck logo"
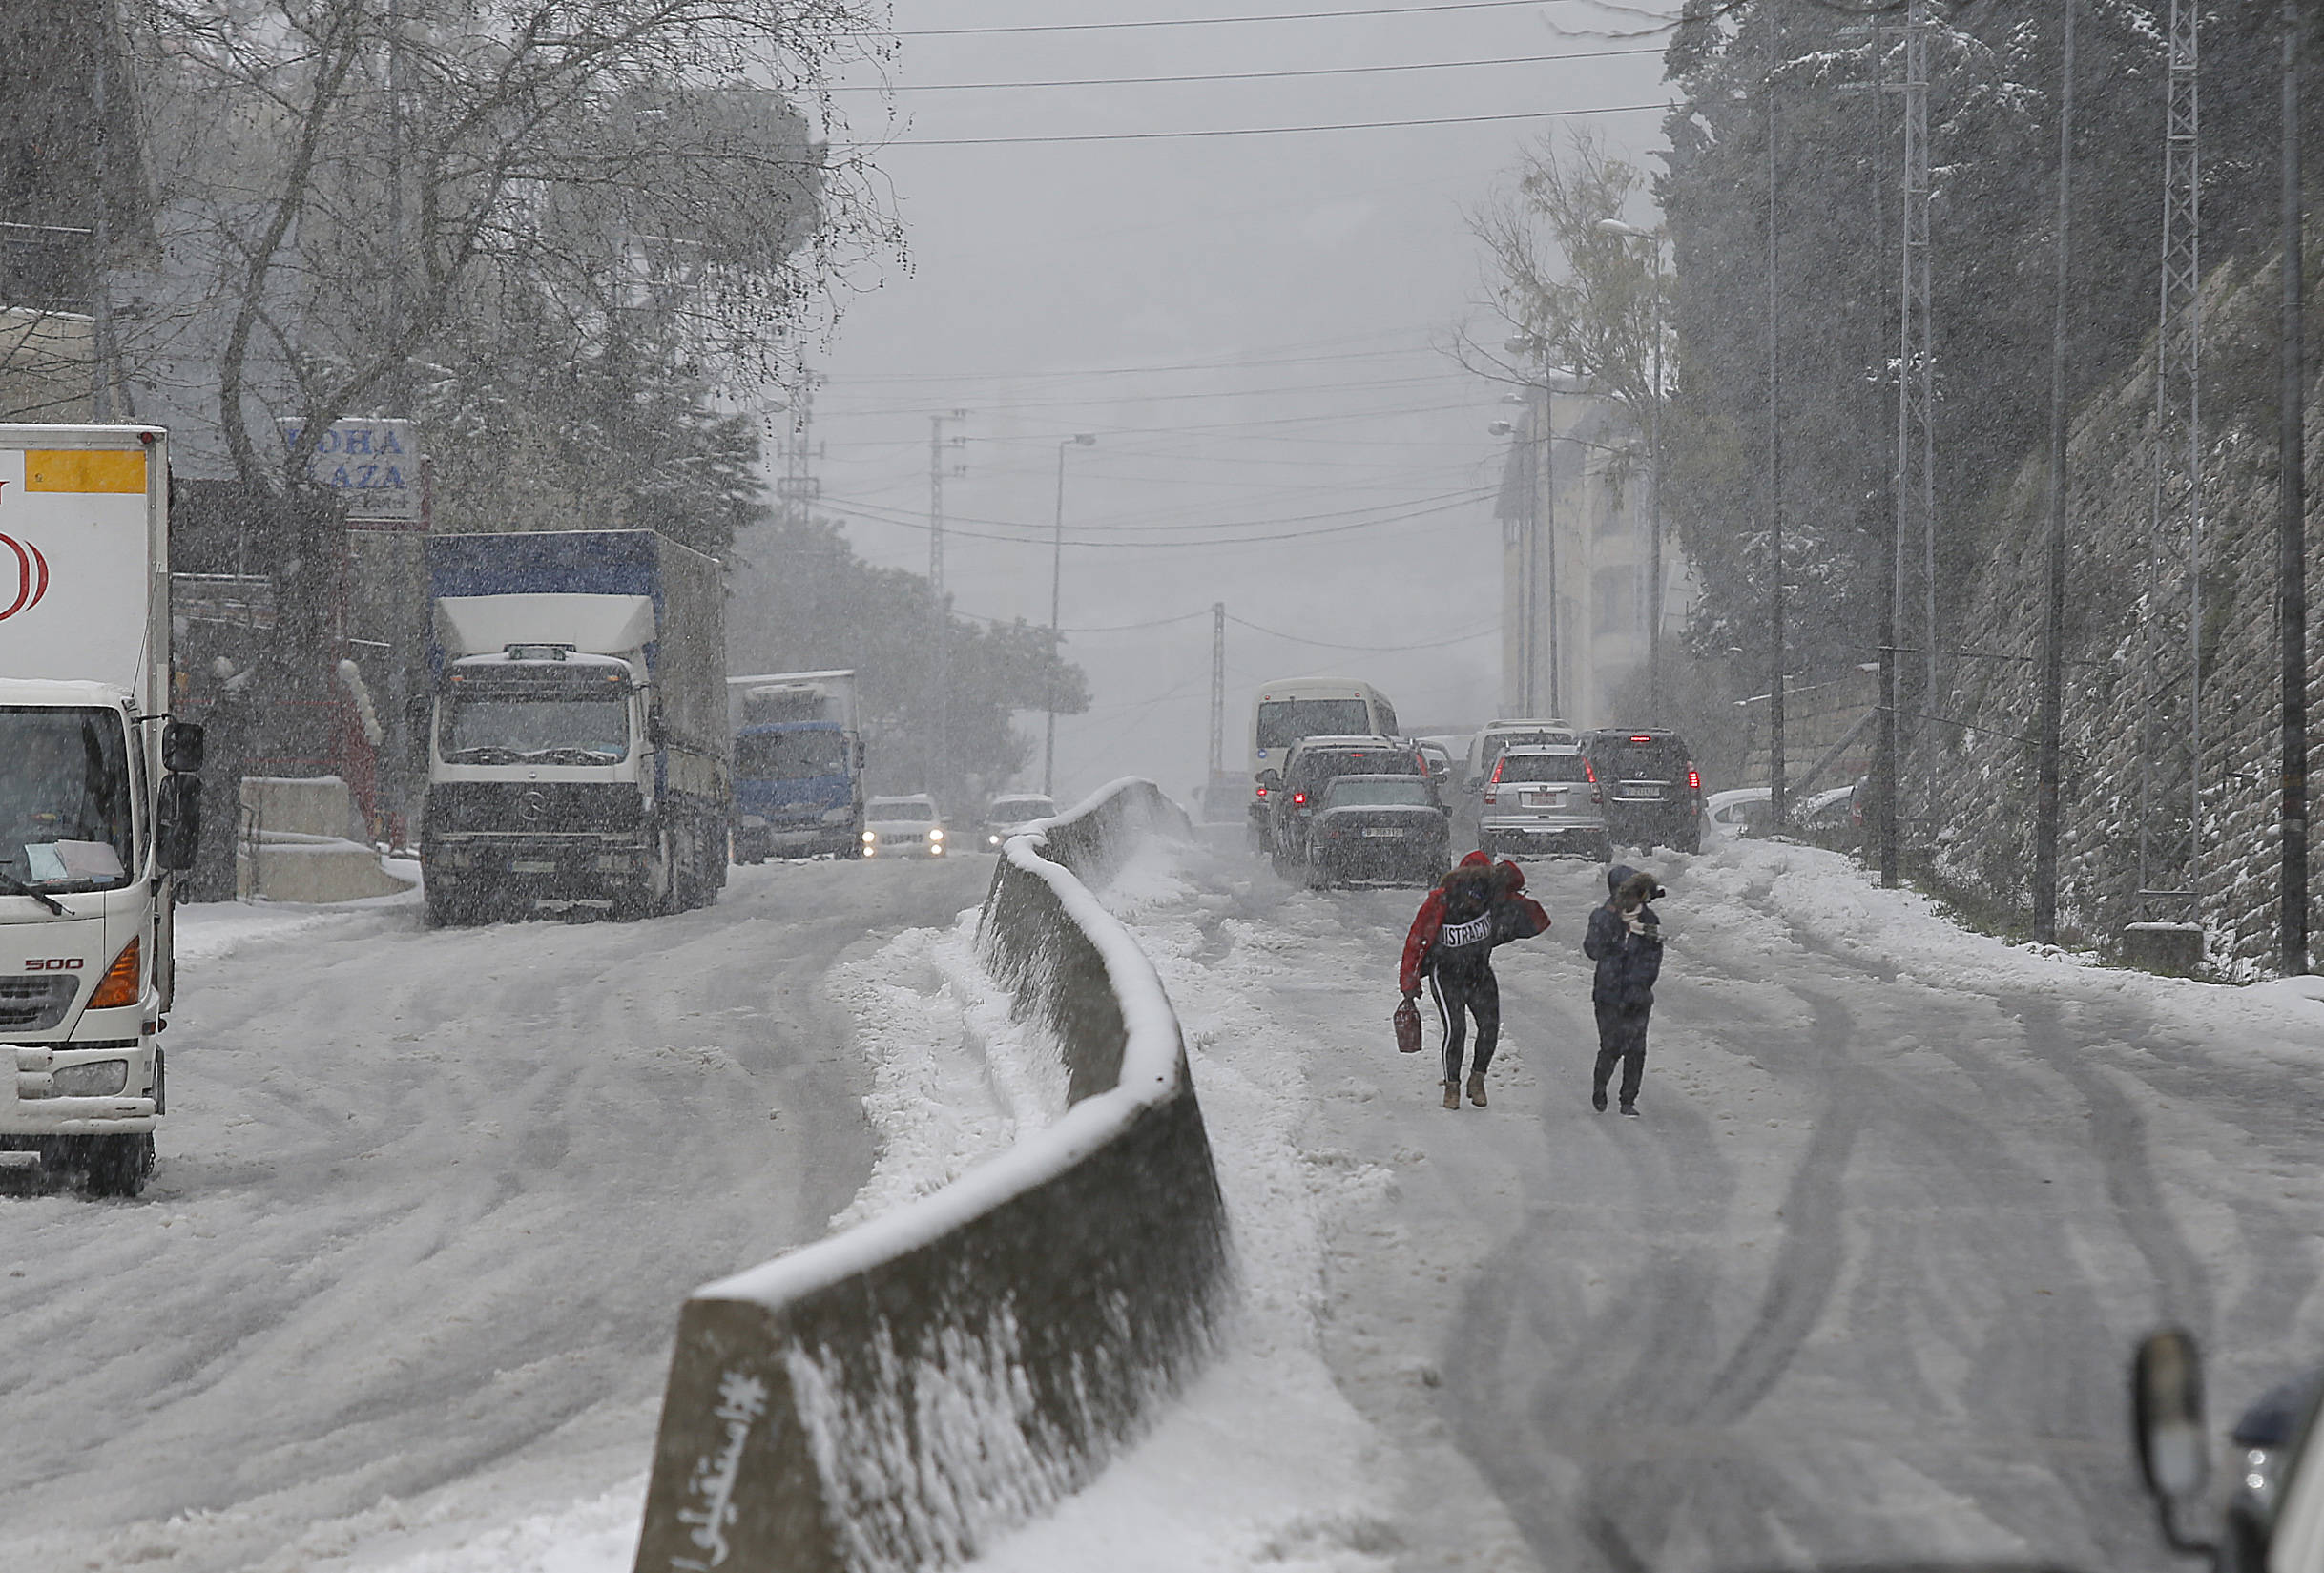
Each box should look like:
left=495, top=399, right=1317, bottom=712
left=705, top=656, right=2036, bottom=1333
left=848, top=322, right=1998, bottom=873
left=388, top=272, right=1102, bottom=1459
left=0, top=525, right=51, bottom=622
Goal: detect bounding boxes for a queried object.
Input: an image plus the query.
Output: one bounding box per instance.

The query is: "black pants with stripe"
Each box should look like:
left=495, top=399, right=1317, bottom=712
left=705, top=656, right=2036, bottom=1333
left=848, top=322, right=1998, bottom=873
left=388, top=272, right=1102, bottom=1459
left=1429, top=967, right=1500, bottom=1083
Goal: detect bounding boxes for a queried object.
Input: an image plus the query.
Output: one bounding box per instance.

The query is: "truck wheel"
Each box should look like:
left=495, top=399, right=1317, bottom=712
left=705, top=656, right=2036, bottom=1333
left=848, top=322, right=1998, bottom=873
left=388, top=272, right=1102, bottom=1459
left=614, top=827, right=674, bottom=921
left=424, top=876, right=466, bottom=928
left=85, top=1134, right=153, bottom=1199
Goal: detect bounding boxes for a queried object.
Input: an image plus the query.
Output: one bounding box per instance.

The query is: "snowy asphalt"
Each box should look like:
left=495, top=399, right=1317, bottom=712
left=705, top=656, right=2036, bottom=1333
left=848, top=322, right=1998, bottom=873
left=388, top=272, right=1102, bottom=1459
left=0, top=855, right=993, bottom=1573
left=1234, top=847, right=2324, bottom=1573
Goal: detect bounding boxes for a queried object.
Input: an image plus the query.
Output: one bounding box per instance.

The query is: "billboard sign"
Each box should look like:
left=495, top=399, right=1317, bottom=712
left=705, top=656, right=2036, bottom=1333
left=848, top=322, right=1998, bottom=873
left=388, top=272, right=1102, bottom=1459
left=279, top=417, right=423, bottom=525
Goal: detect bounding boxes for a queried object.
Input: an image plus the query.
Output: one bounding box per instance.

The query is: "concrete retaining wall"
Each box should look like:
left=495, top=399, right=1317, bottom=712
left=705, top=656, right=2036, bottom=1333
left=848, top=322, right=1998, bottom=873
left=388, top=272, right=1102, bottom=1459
left=633, top=779, right=1227, bottom=1573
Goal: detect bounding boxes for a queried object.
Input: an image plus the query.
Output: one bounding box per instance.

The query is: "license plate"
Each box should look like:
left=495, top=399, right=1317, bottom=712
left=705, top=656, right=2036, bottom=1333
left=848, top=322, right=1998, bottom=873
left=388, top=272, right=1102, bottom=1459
left=1524, top=790, right=1565, bottom=807
left=1361, top=827, right=1406, bottom=838
left=1623, top=785, right=1665, bottom=800
left=511, top=859, right=557, bottom=874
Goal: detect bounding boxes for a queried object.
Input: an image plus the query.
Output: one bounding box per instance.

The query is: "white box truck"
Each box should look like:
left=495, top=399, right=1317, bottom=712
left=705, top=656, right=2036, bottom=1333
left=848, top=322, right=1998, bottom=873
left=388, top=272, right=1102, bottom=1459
left=0, top=424, right=204, bottom=1197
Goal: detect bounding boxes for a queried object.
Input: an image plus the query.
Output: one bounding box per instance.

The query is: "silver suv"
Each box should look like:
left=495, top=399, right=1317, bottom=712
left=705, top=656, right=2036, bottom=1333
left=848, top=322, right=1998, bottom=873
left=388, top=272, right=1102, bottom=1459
left=1477, top=744, right=1611, bottom=862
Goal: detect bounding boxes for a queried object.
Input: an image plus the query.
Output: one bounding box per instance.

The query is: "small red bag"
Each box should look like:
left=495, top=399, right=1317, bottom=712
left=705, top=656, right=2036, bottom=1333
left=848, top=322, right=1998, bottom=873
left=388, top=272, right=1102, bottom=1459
left=1393, top=997, right=1422, bottom=1054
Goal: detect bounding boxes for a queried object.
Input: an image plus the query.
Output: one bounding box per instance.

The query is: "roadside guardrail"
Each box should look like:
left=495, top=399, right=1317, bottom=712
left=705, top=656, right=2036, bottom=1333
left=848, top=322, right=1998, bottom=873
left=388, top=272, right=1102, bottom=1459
left=633, top=778, right=1228, bottom=1573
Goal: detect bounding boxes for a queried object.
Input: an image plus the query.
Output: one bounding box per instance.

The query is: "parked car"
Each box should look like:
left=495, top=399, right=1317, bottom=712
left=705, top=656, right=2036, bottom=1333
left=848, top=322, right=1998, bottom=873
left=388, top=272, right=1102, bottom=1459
left=861, top=794, right=948, bottom=859
left=1304, top=775, right=1450, bottom=887
left=1705, top=786, right=1773, bottom=839
left=1581, top=729, right=1705, bottom=853
left=980, top=793, right=1056, bottom=850
left=1477, top=744, right=1612, bottom=862
left=1260, top=734, right=1429, bottom=873
left=1797, top=783, right=1859, bottom=836
left=1461, top=718, right=1580, bottom=796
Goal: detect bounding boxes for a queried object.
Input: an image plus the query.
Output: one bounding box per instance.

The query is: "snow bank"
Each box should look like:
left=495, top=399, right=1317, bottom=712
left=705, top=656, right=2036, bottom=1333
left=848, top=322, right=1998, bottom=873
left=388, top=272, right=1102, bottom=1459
left=631, top=780, right=1230, bottom=1573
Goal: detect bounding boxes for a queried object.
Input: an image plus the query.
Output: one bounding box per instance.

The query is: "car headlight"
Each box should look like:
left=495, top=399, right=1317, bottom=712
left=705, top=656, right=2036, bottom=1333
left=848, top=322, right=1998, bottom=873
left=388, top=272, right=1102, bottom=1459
left=861, top=829, right=877, bottom=843
left=928, top=827, right=944, bottom=841
left=987, top=833, right=1002, bottom=847
left=52, top=1060, right=129, bottom=1097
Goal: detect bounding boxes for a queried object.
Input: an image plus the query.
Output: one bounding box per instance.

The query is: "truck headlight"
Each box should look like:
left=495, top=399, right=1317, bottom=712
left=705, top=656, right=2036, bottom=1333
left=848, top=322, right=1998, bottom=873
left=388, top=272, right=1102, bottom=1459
left=861, top=829, right=876, bottom=844
left=928, top=827, right=944, bottom=841
left=52, top=1060, right=129, bottom=1098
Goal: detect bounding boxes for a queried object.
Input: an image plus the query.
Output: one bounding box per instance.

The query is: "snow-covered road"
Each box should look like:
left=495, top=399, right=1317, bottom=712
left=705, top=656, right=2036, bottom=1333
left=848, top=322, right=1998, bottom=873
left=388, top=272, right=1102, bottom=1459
left=1214, top=843, right=2324, bottom=1572
left=13, top=833, right=2321, bottom=1573
left=0, top=857, right=992, bottom=1573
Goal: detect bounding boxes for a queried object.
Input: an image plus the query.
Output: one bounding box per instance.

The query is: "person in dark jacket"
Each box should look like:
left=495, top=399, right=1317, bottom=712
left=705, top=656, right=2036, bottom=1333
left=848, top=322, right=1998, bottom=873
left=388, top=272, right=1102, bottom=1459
left=1583, top=863, right=1663, bottom=1115
left=1401, top=851, right=1551, bottom=1109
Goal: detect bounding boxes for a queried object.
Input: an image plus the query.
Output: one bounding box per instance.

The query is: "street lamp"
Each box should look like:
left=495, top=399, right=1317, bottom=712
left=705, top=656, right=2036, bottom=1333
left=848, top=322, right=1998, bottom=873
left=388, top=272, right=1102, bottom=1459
left=1045, top=433, right=1097, bottom=797
left=1597, top=217, right=1668, bottom=724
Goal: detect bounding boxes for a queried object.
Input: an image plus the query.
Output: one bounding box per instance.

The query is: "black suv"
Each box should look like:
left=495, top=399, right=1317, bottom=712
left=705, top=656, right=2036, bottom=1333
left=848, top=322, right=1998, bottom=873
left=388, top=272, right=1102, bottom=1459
left=1259, top=735, right=1431, bottom=872
left=1580, top=729, right=1704, bottom=854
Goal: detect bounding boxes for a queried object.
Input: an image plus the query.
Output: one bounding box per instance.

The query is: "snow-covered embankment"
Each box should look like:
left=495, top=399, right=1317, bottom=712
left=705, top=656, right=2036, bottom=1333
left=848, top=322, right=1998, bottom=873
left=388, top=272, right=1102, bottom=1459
left=631, top=781, right=1231, bottom=1573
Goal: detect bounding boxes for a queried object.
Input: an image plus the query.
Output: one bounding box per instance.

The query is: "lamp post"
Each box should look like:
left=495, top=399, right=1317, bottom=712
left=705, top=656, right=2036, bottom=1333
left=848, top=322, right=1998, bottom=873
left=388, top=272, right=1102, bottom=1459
left=1597, top=217, right=1667, bottom=725
left=1045, top=433, right=1097, bottom=797
left=1500, top=337, right=1563, bottom=718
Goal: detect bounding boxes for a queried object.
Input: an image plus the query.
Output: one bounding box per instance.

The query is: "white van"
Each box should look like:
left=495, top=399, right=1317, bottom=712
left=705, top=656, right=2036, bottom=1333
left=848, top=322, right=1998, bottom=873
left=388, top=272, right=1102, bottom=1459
left=1462, top=718, right=1579, bottom=793
left=1246, top=678, right=1400, bottom=847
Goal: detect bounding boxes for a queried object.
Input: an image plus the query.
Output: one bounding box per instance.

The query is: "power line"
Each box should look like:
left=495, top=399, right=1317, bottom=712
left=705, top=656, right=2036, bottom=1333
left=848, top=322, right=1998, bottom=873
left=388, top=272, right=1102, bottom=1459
left=814, top=370, right=1470, bottom=413
left=831, top=46, right=1664, bottom=93
left=817, top=337, right=1442, bottom=386
left=820, top=483, right=1496, bottom=537
left=891, top=0, right=1585, bottom=37
left=876, top=101, right=1668, bottom=148
left=1227, top=614, right=1496, bottom=653
left=827, top=487, right=1495, bottom=549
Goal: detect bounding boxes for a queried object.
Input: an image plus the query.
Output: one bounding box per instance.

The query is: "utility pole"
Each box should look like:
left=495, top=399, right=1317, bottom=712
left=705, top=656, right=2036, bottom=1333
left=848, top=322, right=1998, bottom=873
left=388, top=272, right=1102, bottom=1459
left=1899, top=0, right=1937, bottom=836
left=2136, top=0, right=2205, bottom=932
left=1044, top=433, right=1096, bottom=798
left=89, top=1, right=114, bottom=422
left=2281, top=0, right=2309, bottom=976
left=1208, top=602, right=1227, bottom=790
left=1542, top=381, right=1562, bottom=718
left=2034, top=0, right=2077, bottom=945
left=926, top=409, right=966, bottom=797
left=1766, top=42, right=1787, bottom=828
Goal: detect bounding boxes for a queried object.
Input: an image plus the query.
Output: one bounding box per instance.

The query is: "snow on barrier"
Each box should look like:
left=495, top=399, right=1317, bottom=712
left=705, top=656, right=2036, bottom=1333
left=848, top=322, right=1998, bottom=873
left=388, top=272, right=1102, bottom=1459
left=633, top=778, right=1228, bottom=1573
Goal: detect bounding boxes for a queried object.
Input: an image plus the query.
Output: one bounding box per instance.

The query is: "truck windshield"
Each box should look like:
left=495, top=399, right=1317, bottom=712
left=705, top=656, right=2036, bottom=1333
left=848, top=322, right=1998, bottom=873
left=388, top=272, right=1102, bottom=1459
left=440, top=691, right=630, bottom=765
left=0, top=707, right=136, bottom=890
left=737, top=730, right=849, bottom=781
left=1256, top=699, right=1370, bottom=751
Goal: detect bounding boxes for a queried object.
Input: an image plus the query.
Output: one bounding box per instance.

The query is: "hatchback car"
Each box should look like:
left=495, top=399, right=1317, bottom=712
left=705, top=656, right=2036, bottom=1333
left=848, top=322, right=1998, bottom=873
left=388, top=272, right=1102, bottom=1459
left=861, top=794, right=948, bottom=859
left=1304, top=775, right=1450, bottom=887
left=1581, top=729, right=1705, bottom=853
left=980, top=793, right=1056, bottom=850
left=1477, top=744, right=1612, bottom=862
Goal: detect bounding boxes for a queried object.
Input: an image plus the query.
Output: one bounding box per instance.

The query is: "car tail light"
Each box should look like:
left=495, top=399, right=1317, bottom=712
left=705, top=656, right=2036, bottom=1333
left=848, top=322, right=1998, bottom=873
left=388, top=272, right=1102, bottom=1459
left=1688, top=768, right=1701, bottom=791
left=1292, top=791, right=1306, bottom=806
left=1489, top=757, right=1506, bottom=784
left=1583, top=759, right=1597, bottom=783
left=1483, top=789, right=1498, bottom=805
left=1255, top=784, right=1268, bottom=797
left=89, top=938, right=140, bottom=1010
left=1629, top=735, right=1653, bottom=743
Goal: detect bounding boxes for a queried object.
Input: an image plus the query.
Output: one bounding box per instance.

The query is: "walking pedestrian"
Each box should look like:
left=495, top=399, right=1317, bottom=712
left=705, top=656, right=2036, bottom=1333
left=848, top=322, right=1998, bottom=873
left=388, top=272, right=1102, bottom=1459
left=1584, top=864, right=1664, bottom=1115
left=1400, top=851, right=1550, bottom=1109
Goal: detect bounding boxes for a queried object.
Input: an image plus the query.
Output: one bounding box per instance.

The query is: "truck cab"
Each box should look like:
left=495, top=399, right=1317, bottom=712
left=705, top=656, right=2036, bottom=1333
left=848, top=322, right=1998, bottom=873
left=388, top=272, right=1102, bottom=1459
left=0, top=425, right=201, bottom=1196
left=726, top=671, right=864, bottom=862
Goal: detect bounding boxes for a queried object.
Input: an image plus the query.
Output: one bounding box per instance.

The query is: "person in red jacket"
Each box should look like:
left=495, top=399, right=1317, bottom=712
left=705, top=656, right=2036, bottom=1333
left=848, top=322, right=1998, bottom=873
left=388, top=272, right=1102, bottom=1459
left=1400, top=851, right=1551, bottom=1109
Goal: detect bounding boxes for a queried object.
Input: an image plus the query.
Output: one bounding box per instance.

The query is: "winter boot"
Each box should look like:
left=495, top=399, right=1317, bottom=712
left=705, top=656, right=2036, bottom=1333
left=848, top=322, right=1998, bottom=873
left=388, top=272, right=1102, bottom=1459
left=1591, top=1085, right=1608, bottom=1113
left=1442, top=1081, right=1461, bottom=1110
left=1466, top=1072, right=1488, bottom=1107
left=1619, top=1102, right=1640, bottom=1117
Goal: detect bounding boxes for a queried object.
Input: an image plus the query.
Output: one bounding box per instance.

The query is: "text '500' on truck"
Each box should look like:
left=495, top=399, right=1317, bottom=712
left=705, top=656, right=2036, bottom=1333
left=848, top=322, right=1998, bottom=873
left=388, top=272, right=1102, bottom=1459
left=421, top=530, right=730, bottom=925
left=0, top=425, right=204, bottom=1198
left=726, top=670, right=865, bottom=862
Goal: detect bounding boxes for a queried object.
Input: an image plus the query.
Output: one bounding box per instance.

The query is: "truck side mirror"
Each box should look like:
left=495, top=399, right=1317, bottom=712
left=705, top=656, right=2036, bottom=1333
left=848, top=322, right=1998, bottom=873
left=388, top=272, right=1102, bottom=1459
left=2132, top=1327, right=2218, bottom=1554
left=156, top=774, right=202, bottom=873
left=162, top=718, right=205, bottom=775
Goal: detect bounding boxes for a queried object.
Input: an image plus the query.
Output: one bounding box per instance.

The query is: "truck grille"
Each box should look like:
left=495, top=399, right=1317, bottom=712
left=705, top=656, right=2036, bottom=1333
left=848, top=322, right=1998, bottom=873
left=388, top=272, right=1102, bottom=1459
left=0, top=976, right=77, bottom=1032
left=425, top=781, right=644, bottom=835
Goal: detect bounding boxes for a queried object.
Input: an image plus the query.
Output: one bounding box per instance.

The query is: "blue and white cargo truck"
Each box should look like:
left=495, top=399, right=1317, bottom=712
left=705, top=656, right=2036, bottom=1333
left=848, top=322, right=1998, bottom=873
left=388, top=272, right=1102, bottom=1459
left=725, top=669, right=865, bottom=862
left=420, top=530, right=730, bottom=924
left=0, top=424, right=204, bottom=1198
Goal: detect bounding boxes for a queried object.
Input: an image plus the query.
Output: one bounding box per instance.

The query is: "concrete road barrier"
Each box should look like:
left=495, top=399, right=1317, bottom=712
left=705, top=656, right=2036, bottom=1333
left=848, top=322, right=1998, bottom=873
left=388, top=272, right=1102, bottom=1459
left=633, top=780, right=1227, bottom=1573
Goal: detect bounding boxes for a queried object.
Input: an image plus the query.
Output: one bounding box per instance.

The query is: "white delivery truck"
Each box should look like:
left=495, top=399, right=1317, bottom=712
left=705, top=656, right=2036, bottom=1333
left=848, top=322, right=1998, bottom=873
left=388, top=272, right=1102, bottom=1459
left=0, top=424, right=203, bottom=1197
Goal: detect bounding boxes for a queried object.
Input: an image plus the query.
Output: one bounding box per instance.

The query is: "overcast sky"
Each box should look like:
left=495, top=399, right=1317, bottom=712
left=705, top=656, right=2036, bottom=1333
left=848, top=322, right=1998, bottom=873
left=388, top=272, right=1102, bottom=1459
left=795, top=0, right=1677, bottom=802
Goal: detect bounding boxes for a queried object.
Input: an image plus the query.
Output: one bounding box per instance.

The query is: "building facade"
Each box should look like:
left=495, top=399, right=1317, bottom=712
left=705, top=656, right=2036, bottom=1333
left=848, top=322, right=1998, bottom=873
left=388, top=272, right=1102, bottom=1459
left=1494, top=377, right=1694, bottom=730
